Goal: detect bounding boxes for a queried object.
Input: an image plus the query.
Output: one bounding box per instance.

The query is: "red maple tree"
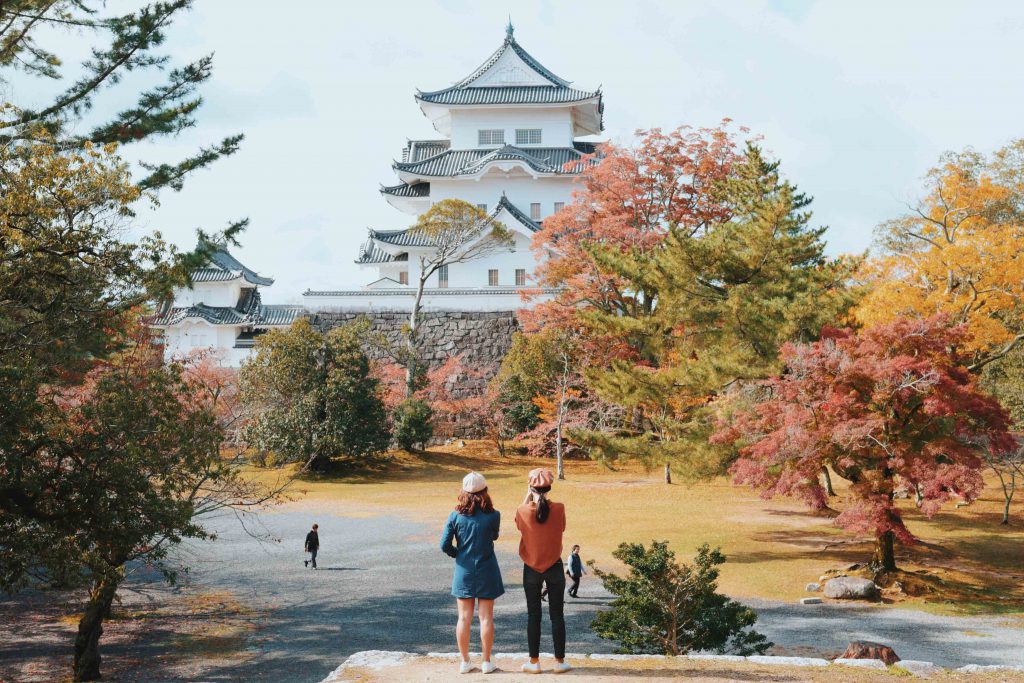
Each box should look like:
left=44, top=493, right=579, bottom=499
left=713, top=315, right=1014, bottom=570
left=522, top=122, right=745, bottom=360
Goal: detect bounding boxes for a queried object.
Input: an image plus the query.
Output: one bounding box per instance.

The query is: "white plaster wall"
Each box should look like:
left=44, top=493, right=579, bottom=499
left=305, top=289, right=552, bottom=313
left=171, top=282, right=244, bottom=307
left=159, top=321, right=252, bottom=366
left=449, top=107, right=575, bottom=149
left=427, top=176, right=576, bottom=222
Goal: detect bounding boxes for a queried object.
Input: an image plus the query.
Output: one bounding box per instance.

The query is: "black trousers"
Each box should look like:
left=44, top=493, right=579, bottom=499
left=308, top=549, right=317, bottom=568
left=568, top=573, right=581, bottom=597
left=523, top=561, right=566, bottom=659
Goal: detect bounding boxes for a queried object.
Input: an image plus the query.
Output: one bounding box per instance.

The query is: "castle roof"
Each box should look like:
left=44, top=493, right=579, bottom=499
left=414, top=26, right=603, bottom=136
left=191, top=245, right=274, bottom=286
left=356, top=196, right=542, bottom=266
left=393, top=142, right=597, bottom=179
left=150, top=297, right=305, bottom=328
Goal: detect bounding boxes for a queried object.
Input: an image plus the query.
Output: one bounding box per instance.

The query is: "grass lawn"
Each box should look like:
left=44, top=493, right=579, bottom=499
left=254, top=442, right=1024, bottom=615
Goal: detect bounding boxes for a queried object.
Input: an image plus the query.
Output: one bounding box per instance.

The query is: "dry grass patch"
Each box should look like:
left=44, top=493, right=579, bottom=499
left=251, top=442, right=1024, bottom=614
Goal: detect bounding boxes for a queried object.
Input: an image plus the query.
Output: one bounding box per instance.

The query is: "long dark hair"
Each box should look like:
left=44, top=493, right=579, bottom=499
left=456, top=488, right=494, bottom=516
left=531, top=485, right=551, bottom=523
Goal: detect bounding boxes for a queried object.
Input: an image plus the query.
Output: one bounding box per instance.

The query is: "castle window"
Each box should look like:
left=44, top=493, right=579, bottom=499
left=399, top=271, right=408, bottom=285
left=438, top=264, right=449, bottom=288
left=478, top=129, right=505, bottom=146
left=554, top=202, right=565, bottom=213
left=477, top=203, right=487, bottom=212
left=516, top=129, right=542, bottom=145
left=530, top=203, right=541, bottom=220
left=515, top=268, right=526, bottom=286
left=488, top=269, right=499, bottom=286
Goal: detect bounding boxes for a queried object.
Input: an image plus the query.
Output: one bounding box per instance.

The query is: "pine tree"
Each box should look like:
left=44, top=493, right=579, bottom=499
left=579, top=144, right=858, bottom=482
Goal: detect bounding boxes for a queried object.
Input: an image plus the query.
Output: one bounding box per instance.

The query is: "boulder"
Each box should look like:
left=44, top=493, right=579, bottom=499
left=805, top=582, right=821, bottom=592
left=824, top=577, right=880, bottom=600
left=895, top=660, right=942, bottom=677
left=834, top=658, right=888, bottom=670
left=840, top=641, right=900, bottom=665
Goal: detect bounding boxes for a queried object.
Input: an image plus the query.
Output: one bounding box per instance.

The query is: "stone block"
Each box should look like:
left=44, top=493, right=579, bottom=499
left=800, top=597, right=823, bottom=605
left=833, top=658, right=888, bottom=670
left=747, top=656, right=829, bottom=667
left=894, top=660, right=942, bottom=677
left=824, top=577, right=880, bottom=600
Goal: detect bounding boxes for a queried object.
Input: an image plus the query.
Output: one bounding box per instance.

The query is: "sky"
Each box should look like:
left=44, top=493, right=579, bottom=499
left=36, top=0, right=1024, bottom=302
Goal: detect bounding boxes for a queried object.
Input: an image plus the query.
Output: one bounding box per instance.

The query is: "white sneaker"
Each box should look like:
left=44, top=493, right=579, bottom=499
left=481, top=661, right=496, bottom=674
left=553, top=661, right=572, bottom=674
left=521, top=661, right=542, bottom=674
left=459, top=659, right=473, bottom=674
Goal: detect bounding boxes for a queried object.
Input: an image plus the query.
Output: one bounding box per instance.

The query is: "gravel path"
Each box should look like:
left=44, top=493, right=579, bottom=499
left=160, top=506, right=1022, bottom=682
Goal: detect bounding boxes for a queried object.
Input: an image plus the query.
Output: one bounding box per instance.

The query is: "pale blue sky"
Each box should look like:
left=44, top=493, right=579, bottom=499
left=102, top=1, right=1024, bottom=301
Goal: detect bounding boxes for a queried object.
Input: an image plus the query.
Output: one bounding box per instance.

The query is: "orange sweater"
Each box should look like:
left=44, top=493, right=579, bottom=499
left=515, top=501, right=566, bottom=572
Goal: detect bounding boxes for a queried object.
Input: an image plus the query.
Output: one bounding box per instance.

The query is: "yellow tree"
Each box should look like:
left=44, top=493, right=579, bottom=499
left=856, top=140, right=1024, bottom=370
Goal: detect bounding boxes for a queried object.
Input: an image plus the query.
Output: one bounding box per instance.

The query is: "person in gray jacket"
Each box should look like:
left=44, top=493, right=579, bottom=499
left=566, top=544, right=585, bottom=598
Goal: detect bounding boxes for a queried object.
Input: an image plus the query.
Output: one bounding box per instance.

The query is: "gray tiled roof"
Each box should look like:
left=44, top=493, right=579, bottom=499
left=359, top=197, right=540, bottom=259
left=190, top=246, right=274, bottom=286
left=419, top=85, right=601, bottom=107
left=380, top=182, right=430, bottom=198
left=401, top=140, right=450, bottom=163
left=394, top=144, right=595, bottom=177
left=356, top=242, right=410, bottom=264
left=149, top=292, right=304, bottom=328
left=416, top=32, right=601, bottom=108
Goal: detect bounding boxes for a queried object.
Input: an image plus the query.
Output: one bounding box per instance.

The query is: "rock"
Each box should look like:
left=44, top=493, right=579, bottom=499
left=895, top=660, right=942, bottom=677
left=589, top=653, right=665, bottom=660
left=686, top=654, right=747, bottom=662
left=957, top=664, right=1024, bottom=673
left=747, top=655, right=829, bottom=667
left=824, top=577, right=880, bottom=600
left=805, top=582, right=821, bottom=592
left=800, top=597, right=823, bottom=605
left=834, top=658, right=889, bottom=670
left=340, top=650, right=418, bottom=670
left=840, top=641, right=900, bottom=665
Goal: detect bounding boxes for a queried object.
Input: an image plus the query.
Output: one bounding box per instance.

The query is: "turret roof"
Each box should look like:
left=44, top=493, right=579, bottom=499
left=393, top=142, right=598, bottom=178
left=191, top=245, right=274, bottom=286
left=416, top=27, right=601, bottom=109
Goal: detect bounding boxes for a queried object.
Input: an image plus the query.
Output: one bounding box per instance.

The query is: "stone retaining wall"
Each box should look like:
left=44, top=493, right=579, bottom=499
left=309, top=310, right=519, bottom=375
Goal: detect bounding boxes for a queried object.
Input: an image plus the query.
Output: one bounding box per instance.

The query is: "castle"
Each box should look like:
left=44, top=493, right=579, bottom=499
left=155, top=25, right=604, bottom=365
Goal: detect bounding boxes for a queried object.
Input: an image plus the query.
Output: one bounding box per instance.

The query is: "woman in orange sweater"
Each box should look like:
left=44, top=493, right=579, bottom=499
left=514, top=468, right=570, bottom=674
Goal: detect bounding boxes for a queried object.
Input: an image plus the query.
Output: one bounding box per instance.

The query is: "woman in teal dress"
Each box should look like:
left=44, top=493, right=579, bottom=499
left=440, top=471, right=503, bottom=675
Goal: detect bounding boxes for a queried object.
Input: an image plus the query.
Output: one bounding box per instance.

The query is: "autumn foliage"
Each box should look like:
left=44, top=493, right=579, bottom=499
left=714, top=316, right=1014, bottom=569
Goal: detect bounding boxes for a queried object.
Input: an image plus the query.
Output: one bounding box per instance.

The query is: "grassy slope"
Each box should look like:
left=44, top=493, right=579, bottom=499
left=256, top=442, right=1024, bottom=615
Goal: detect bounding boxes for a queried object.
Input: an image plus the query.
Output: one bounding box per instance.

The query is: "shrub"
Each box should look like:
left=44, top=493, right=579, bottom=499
left=590, top=541, right=771, bottom=656
left=393, top=398, right=433, bottom=451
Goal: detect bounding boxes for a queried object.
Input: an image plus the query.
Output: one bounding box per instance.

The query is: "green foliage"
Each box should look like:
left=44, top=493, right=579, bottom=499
left=590, top=541, right=771, bottom=656
left=393, top=398, right=434, bottom=451
left=579, top=145, right=859, bottom=479
left=492, top=332, right=558, bottom=434
left=0, top=1, right=242, bottom=192
left=239, top=319, right=390, bottom=471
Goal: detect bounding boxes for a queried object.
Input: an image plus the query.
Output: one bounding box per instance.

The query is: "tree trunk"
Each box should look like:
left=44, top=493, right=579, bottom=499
left=1003, top=496, right=1011, bottom=525
left=915, top=484, right=924, bottom=508
left=555, top=352, right=569, bottom=481
left=872, top=530, right=896, bottom=572
left=821, top=466, right=835, bottom=496
left=406, top=265, right=429, bottom=397
left=308, top=341, right=330, bottom=472
left=73, top=572, right=121, bottom=681
left=664, top=462, right=672, bottom=485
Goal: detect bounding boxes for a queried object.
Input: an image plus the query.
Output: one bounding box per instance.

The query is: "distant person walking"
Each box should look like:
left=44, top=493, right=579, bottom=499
left=304, top=523, right=319, bottom=569
left=440, top=472, right=503, bottom=675
left=515, top=468, right=570, bottom=674
left=566, top=545, right=585, bottom=598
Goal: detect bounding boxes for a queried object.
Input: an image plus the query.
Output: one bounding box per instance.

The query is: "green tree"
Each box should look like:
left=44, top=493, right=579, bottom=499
left=579, top=145, right=858, bottom=482
left=392, top=397, right=434, bottom=451
left=240, top=319, right=390, bottom=471
left=0, top=1, right=241, bottom=190
left=400, top=199, right=512, bottom=395
left=590, top=541, right=771, bottom=656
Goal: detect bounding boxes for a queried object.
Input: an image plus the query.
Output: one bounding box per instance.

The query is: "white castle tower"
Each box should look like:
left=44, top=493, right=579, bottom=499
left=304, top=23, right=604, bottom=311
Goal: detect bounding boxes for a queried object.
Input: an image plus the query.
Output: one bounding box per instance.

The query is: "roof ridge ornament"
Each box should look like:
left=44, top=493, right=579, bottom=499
left=506, top=17, right=514, bottom=40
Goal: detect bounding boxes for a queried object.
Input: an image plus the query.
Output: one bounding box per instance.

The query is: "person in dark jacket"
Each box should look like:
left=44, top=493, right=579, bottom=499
left=304, top=523, right=319, bottom=569
left=566, top=545, right=585, bottom=598
left=440, top=472, right=503, bottom=675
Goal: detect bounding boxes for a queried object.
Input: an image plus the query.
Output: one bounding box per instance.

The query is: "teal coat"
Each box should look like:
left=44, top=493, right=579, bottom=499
left=440, top=509, right=505, bottom=599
